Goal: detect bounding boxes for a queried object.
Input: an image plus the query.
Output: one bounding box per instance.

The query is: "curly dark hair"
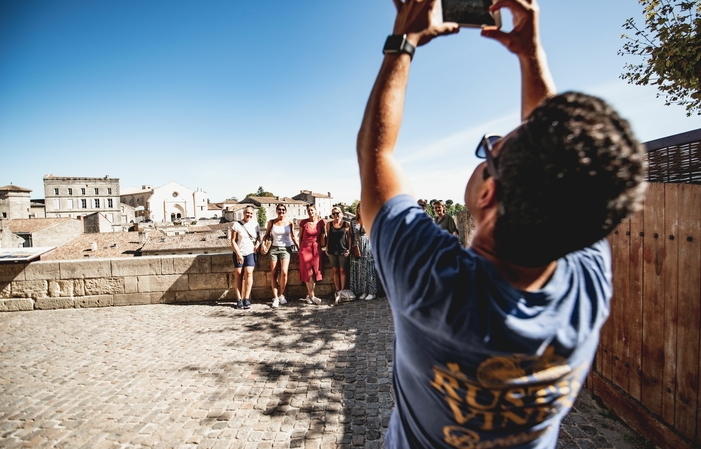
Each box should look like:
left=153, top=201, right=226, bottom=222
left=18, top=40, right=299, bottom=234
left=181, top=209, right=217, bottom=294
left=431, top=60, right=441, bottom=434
left=493, top=92, right=647, bottom=267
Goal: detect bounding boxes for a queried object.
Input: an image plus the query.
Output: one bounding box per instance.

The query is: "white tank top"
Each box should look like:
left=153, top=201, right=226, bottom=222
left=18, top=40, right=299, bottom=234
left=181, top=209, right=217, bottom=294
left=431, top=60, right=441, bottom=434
left=271, top=223, right=293, bottom=246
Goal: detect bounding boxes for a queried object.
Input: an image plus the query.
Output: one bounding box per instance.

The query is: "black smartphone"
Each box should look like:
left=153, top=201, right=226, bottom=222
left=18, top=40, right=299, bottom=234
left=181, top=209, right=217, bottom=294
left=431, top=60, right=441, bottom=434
left=441, top=0, right=501, bottom=29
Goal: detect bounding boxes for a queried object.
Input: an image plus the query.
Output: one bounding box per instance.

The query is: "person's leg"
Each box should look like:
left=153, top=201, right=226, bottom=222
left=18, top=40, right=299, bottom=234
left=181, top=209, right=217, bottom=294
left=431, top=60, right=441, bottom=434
left=242, top=266, right=254, bottom=300
left=234, top=267, right=243, bottom=300
left=307, top=269, right=320, bottom=305
left=339, top=255, right=348, bottom=291
left=269, top=257, right=279, bottom=299
left=278, top=257, right=290, bottom=300
left=331, top=267, right=340, bottom=292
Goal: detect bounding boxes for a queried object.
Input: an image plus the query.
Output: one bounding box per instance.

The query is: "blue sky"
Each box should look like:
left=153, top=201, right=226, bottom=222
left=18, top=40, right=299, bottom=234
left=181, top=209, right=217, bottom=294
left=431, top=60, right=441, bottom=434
left=2, top=1, right=700, bottom=206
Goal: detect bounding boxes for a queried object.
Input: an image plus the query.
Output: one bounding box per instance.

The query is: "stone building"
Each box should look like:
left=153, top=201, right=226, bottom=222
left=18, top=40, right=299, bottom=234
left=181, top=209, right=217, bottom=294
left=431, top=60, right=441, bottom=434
left=120, top=182, right=208, bottom=223
left=43, top=175, right=121, bottom=223
left=1, top=218, right=82, bottom=248
left=292, top=190, right=333, bottom=219
left=0, top=185, right=32, bottom=219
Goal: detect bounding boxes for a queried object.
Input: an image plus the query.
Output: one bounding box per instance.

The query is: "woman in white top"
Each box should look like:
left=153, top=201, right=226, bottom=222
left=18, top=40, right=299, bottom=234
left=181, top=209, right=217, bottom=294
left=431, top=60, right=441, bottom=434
left=262, top=203, right=298, bottom=308
left=231, top=206, right=260, bottom=310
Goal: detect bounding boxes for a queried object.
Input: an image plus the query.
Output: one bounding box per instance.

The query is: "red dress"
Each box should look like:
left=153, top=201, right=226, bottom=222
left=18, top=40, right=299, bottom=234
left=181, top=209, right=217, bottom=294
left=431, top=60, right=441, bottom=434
left=299, top=218, right=324, bottom=282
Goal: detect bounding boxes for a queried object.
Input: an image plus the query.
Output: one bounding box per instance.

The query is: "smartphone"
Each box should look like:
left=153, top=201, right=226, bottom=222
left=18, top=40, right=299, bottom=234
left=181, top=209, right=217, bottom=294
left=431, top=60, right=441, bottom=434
left=441, top=0, right=501, bottom=29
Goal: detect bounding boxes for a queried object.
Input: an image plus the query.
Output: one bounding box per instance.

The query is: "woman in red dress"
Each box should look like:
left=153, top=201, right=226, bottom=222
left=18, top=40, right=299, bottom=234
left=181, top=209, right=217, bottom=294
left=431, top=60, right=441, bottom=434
left=298, top=204, right=326, bottom=304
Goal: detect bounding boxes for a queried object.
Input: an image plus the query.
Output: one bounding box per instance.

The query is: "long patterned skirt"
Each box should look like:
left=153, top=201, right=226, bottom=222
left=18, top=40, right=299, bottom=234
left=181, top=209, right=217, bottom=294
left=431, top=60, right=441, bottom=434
left=350, top=234, right=378, bottom=296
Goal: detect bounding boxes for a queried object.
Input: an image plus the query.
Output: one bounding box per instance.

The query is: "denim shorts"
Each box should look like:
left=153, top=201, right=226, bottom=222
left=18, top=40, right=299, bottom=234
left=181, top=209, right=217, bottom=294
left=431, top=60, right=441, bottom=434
left=269, top=245, right=292, bottom=261
left=233, top=252, right=256, bottom=268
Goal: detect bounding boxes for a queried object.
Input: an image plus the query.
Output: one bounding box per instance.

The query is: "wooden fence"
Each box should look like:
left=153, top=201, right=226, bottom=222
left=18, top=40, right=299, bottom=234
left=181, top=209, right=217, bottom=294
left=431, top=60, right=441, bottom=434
left=586, top=182, right=701, bottom=448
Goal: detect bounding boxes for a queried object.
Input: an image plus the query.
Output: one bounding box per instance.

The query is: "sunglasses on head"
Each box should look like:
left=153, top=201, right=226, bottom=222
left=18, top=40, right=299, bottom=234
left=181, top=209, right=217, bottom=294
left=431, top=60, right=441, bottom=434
left=475, top=134, right=503, bottom=181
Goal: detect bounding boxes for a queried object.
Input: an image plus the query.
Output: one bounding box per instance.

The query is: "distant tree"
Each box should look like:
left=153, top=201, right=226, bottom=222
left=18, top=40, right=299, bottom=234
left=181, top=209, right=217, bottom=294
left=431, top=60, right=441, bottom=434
left=227, top=196, right=238, bottom=202
left=348, top=200, right=360, bottom=215
left=246, top=186, right=275, bottom=198
left=619, top=0, right=701, bottom=116
left=257, top=206, right=267, bottom=229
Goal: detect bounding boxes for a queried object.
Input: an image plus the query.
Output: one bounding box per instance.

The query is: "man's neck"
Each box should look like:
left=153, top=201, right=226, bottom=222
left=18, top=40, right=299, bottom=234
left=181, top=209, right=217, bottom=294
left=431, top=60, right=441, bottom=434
left=470, top=230, right=557, bottom=292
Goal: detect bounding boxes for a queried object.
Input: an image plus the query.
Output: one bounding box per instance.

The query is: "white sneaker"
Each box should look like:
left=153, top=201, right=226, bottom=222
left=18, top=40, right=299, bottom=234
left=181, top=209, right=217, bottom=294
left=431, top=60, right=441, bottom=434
left=334, top=291, right=340, bottom=305
left=278, top=295, right=287, bottom=305
left=365, top=294, right=375, bottom=301
left=272, top=298, right=279, bottom=308
left=300, top=295, right=313, bottom=304
left=359, top=293, right=368, bottom=300
left=311, top=296, right=321, bottom=305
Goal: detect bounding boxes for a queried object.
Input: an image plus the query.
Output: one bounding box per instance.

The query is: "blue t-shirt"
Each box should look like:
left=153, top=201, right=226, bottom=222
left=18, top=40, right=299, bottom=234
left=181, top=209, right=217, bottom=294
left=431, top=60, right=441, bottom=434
left=371, top=195, right=611, bottom=449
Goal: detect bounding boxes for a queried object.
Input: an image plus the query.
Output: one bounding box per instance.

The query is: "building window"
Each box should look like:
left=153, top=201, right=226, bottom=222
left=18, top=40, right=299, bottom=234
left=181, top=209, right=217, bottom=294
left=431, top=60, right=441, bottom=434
left=107, top=199, right=113, bottom=208
left=94, top=199, right=100, bottom=208
left=108, top=188, right=112, bottom=194
left=81, top=188, right=86, bottom=195
left=108, top=213, right=114, bottom=222
left=53, top=188, right=59, bottom=195
left=68, top=188, right=73, bottom=195
left=54, top=199, right=60, bottom=209
left=67, top=199, right=74, bottom=209
left=81, top=199, right=87, bottom=208
left=94, top=188, right=99, bottom=195
left=2, top=212, right=6, bottom=218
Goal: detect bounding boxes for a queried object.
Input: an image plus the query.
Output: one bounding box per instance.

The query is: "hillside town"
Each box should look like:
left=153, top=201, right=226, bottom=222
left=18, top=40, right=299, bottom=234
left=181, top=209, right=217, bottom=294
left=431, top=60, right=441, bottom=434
left=0, top=175, right=341, bottom=260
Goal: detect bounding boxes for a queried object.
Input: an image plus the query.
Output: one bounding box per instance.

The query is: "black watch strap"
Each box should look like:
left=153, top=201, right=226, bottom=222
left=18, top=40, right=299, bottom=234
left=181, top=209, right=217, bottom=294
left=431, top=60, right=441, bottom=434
left=383, top=34, right=415, bottom=60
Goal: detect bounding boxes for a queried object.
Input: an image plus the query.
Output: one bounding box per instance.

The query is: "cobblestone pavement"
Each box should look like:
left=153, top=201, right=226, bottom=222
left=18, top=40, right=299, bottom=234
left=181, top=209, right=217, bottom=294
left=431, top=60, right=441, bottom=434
left=0, top=299, right=640, bottom=448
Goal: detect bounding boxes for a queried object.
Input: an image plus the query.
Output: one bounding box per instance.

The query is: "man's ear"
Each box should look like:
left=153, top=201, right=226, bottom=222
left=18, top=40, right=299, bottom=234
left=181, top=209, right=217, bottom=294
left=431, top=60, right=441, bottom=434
left=476, top=178, right=499, bottom=209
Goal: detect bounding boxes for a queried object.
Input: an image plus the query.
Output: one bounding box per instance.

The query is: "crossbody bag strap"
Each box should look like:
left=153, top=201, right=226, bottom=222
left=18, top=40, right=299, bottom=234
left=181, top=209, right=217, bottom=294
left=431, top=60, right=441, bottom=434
left=238, top=220, right=259, bottom=244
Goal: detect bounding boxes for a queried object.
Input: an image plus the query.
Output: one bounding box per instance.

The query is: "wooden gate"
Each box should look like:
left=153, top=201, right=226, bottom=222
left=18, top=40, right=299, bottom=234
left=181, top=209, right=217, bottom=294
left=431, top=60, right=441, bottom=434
left=586, top=182, right=701, bottom=448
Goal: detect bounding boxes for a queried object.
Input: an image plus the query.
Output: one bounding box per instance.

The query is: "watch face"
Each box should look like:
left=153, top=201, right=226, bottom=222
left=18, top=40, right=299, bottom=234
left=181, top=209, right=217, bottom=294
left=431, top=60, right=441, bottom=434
left=384, top=35, right=406, bottom=52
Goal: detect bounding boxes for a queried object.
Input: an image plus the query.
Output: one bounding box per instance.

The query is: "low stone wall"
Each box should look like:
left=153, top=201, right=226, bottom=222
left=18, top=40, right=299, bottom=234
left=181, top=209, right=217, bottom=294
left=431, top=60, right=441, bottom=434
left=0, top=253, right=334, bottom=312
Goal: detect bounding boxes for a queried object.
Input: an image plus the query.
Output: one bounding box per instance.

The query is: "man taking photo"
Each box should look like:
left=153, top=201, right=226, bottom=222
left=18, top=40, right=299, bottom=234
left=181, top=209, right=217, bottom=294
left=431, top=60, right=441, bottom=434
left=356, top=0, right=647, bottom=447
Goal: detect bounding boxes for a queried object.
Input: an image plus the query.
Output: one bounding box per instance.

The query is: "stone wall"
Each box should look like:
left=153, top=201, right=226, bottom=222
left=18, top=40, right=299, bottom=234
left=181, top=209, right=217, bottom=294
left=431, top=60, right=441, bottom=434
left=0, top=253, right=335, bottom=312
left=455, top=209, right=475, bottom=247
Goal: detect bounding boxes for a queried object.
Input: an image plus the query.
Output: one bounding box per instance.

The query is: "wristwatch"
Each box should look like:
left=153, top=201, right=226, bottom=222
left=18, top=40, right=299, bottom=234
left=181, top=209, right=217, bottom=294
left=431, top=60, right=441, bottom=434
left=383, top=34, right=415, bottom=60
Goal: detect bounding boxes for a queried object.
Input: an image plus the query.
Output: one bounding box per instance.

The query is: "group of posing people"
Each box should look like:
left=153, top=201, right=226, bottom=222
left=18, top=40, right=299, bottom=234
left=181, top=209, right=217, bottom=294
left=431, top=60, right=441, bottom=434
left=229, top=203, right=379, bottom=310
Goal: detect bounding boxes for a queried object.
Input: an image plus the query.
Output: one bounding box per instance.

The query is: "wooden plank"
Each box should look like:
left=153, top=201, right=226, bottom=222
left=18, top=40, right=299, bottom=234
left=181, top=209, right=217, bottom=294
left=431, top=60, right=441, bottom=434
left=611, top=219, right=631, bottom=392
left=600, top=232, right=614, bottom=382
left=628, top=205, right=645, bottom=402
left=590, top=373, right=696, bottom=449
left=641, top=182, right=666, bottom=416
left=673, top=184, right=701, bottom=443
left=662, top=183, right=679, bottom=426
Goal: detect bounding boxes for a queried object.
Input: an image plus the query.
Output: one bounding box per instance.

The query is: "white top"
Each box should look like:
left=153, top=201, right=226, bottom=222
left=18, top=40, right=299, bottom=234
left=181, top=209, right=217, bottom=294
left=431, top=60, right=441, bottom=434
left=271, top=223, right=293, bottom=247
left=233, top=220, right=260, bottom=256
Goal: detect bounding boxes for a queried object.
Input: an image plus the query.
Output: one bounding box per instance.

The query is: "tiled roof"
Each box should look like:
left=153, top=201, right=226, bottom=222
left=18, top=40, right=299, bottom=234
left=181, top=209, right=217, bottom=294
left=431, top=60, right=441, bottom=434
left=141, top=230, right=229, bottom=253
left=41, top=232, right=145, bottom=260
left=0, top=185, right=32, bottom=193
left=188, top=223, right=231, bottom=233
left=7, top=218, right=77, bottom=233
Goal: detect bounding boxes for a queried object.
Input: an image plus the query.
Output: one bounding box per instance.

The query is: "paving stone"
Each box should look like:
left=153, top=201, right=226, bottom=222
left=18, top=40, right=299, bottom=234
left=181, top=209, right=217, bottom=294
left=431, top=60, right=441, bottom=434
left=0, top=300, right=634, bottom=448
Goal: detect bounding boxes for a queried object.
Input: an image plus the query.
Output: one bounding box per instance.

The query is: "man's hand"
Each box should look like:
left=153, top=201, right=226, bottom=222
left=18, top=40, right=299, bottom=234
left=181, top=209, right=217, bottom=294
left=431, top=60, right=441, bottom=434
left=479, top=0, right=555, bottom=119
left=480, top=0, right=539, bottom=57
left=392, top=0, right=459, bottom=47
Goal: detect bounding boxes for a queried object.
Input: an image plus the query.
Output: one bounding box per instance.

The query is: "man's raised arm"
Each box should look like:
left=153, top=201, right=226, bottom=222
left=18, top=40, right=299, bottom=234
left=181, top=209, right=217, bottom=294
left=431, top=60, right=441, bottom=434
left=482, top=0, right=555, bottom=120
left=357, top=0, right=458, bottom=236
